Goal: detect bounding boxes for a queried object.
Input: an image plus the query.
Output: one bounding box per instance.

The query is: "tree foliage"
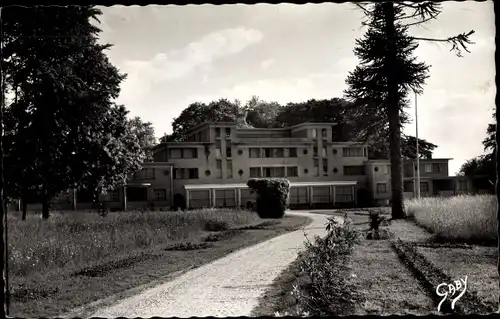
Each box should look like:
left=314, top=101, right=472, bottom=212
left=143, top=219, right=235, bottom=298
left=128, top=116, right=157, bottom=162
left=163, top=98, right=250, bottom=143
left=1, top=6, right=144, bottom=218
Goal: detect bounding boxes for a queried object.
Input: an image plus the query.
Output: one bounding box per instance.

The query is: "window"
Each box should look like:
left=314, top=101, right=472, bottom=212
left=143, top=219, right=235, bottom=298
left=287, top=166, right=298, bottom=177
left=225, top=127, right=231, bottom=138
left=227, top=160, right=233, bottom=178
left=322, top=147, right=327, bottom=158
left=432, top=163, right=441, bottom=173
left=263, top=167, right=285, bottom=178
left=226, top=147, right=232, bottom=158
left=154, top=189, right=167, bottom=201
left=458, top=180, right=468, bottom=191
left=215, top=189, right=236, bottom=207
left=424, top=164, right=432, bottom=173
left=288, top=148, right=297, bottom=158
left=264, top=148, right=272, bottom=158
left=314, top=159, right=319, bottom=176
left=215, top=148, right=222, bottom=159
left=376, top=183, right=387, bottom=194
left=273, top=148, right=284, bottom=158
left=188, top=168, right=199, bottom=179
left=420, top=182, right=429, bottom=193
left=313, top=147, right=318, bottom=157
left=169, top=149, right=182, bottom=159
left=216, top=160, right=222, bottom=169
left=249, top=148, right=261, bottom=158
left=321, top=128, right=327, bottom=138
left=110, top=190, right=120, bottom=201
left=144, top=168, right=155, bottom=179
left=312, top=129, right=317, bottom=138
left=342, top=147, right=364, bottom=157
left=343, top=165, right=365, bottom=175
left=250, top=167, right=261, bottom=178
left=215, top=127, right=221, bottom=138
left=173, top=168, right=182, bottom=179
left=323, top=162, right=328, bottom=176
left=183, top=148, right=198, bottom=159
left=336, top=186, right=353, bottom=202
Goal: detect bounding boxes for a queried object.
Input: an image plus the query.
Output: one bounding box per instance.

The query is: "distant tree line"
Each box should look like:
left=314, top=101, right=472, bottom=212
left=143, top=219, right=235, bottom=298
left=160, top=95, right=438, bottom=161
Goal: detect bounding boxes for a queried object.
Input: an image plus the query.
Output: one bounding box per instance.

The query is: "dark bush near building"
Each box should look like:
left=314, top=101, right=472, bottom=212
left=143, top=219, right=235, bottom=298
left=173, top=193, right=186, bottom=211
left=247, top=178, right=291, bottom=219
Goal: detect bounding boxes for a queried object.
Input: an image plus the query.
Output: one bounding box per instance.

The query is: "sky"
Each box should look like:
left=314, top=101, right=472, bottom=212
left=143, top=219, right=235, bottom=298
left=95, top=2, right=495, bottom=175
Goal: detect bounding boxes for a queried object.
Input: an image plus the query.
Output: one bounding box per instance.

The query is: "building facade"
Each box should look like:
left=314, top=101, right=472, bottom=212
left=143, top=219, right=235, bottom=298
left=19, top=122, right=486, bottom=212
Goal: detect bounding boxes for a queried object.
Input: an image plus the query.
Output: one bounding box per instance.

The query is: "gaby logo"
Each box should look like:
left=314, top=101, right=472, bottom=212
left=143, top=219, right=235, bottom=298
left=436, top=276, right=468, bottom=312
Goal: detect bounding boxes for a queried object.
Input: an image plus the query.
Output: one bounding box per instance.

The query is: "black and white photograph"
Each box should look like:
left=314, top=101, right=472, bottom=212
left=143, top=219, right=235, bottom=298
left=0, top=1, right=497, bottom=317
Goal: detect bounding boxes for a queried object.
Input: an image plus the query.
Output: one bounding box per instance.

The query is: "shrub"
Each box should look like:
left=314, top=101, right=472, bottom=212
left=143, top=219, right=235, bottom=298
left=405, top=195, right=497, bottom=244
left=292, top=216, right=361, bottom=316
left=247, top=178, right=290, bottom=219
left=204, top=220, right=230, bottom=231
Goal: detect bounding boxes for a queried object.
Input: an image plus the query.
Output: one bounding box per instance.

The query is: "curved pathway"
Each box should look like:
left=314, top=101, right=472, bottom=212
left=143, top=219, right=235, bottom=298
left=87, top=211, right=334, bottom=318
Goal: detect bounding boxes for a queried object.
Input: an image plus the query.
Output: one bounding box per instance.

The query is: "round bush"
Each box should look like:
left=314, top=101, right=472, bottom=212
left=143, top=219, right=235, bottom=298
left=247, top=178, right=290, bottom=219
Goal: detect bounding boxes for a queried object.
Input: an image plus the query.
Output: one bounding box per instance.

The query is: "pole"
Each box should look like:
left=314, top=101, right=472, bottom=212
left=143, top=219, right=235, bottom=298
left=0, top=6, right=8, bottom=318
left=415, top=91, right=421, bottom=199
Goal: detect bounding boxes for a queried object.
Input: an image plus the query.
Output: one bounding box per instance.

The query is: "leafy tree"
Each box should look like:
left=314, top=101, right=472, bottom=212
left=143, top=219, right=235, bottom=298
left=244, top=95, right=283, bottom=128
left=166, top=98, right=249, bottom=142
left=348, top=2, right=474, bottom=219
left=459, top=110, right=496, bottom=189
left=128, top=116, right=157, bottom=162
left=1, top=6, right=142, bottom=219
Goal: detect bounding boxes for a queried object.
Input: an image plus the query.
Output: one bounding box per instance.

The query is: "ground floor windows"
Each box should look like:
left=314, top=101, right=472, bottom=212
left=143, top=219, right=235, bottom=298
left=335, top=185, right=354, bottom=202
left=190, top=190, right=210, bottom=208
left=215, top=189, right=236, bottom=207
left=154, top=189, right=167, bottom=201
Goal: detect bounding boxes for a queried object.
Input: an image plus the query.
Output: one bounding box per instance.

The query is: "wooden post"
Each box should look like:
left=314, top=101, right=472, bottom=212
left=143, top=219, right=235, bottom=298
left=122, top=186, right=127, bottom=212
left=212, top=189, right=216, bottom=208
left=72, top=188, right=77, bottom=211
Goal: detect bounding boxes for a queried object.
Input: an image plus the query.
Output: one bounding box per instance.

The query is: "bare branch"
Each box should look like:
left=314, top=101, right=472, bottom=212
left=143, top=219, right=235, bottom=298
left=354, top=2, right=372, bottom=16
left=410, top=30, right=475, bottom=57
left=396, top=2, right=442, bottom=27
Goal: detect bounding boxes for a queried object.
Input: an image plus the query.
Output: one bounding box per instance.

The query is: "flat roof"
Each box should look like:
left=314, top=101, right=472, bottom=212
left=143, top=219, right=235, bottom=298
left=184, top=181, right=357, bottom=190
left=183, top=121, right=338, bottom=136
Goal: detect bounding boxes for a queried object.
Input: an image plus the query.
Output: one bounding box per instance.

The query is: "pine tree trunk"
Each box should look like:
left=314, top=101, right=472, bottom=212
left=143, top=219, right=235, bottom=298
left=383, top=2, right=406, bottom=219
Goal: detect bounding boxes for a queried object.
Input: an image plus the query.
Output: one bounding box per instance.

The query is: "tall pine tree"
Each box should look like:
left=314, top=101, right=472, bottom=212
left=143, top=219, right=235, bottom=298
left=347, top=2, right=474, bottom=219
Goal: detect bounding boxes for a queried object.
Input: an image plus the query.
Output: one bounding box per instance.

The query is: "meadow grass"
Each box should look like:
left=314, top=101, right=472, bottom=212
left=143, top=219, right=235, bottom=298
left=8, top=208, right=260, bottom=278
left=405, top=195, right=497, bottom=244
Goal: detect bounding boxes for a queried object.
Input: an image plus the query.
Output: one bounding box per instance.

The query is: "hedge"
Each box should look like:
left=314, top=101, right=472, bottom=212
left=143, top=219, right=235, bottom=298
left=247, top=178, right=291, bottom=219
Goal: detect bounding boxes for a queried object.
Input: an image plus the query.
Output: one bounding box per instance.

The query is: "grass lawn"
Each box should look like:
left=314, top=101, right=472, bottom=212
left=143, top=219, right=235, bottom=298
left=253, top=212, right=436, bottom=316
left=256, top=198, right=498, bottom=316
left=416, top=245, right=498, bottom=311
left=8, top=209, right=311, bottom=318
left=406, top=195, right=497, bottom=245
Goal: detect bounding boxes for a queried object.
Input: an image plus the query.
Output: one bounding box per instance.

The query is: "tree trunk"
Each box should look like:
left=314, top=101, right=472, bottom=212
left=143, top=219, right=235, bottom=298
left=383, top=2, right=406, bottom=219
left=21, top=198, right=27, bottom=221
left=41, top=189, right=50, bottom=219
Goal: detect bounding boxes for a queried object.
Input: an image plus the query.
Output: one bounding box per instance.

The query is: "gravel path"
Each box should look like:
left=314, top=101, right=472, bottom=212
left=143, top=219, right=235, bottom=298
left=87, top=211, right=334, bottom=318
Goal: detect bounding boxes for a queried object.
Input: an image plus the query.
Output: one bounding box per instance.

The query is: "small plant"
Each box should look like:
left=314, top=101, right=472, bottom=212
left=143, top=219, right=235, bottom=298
left=366, top=210, right=390, bottom=240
